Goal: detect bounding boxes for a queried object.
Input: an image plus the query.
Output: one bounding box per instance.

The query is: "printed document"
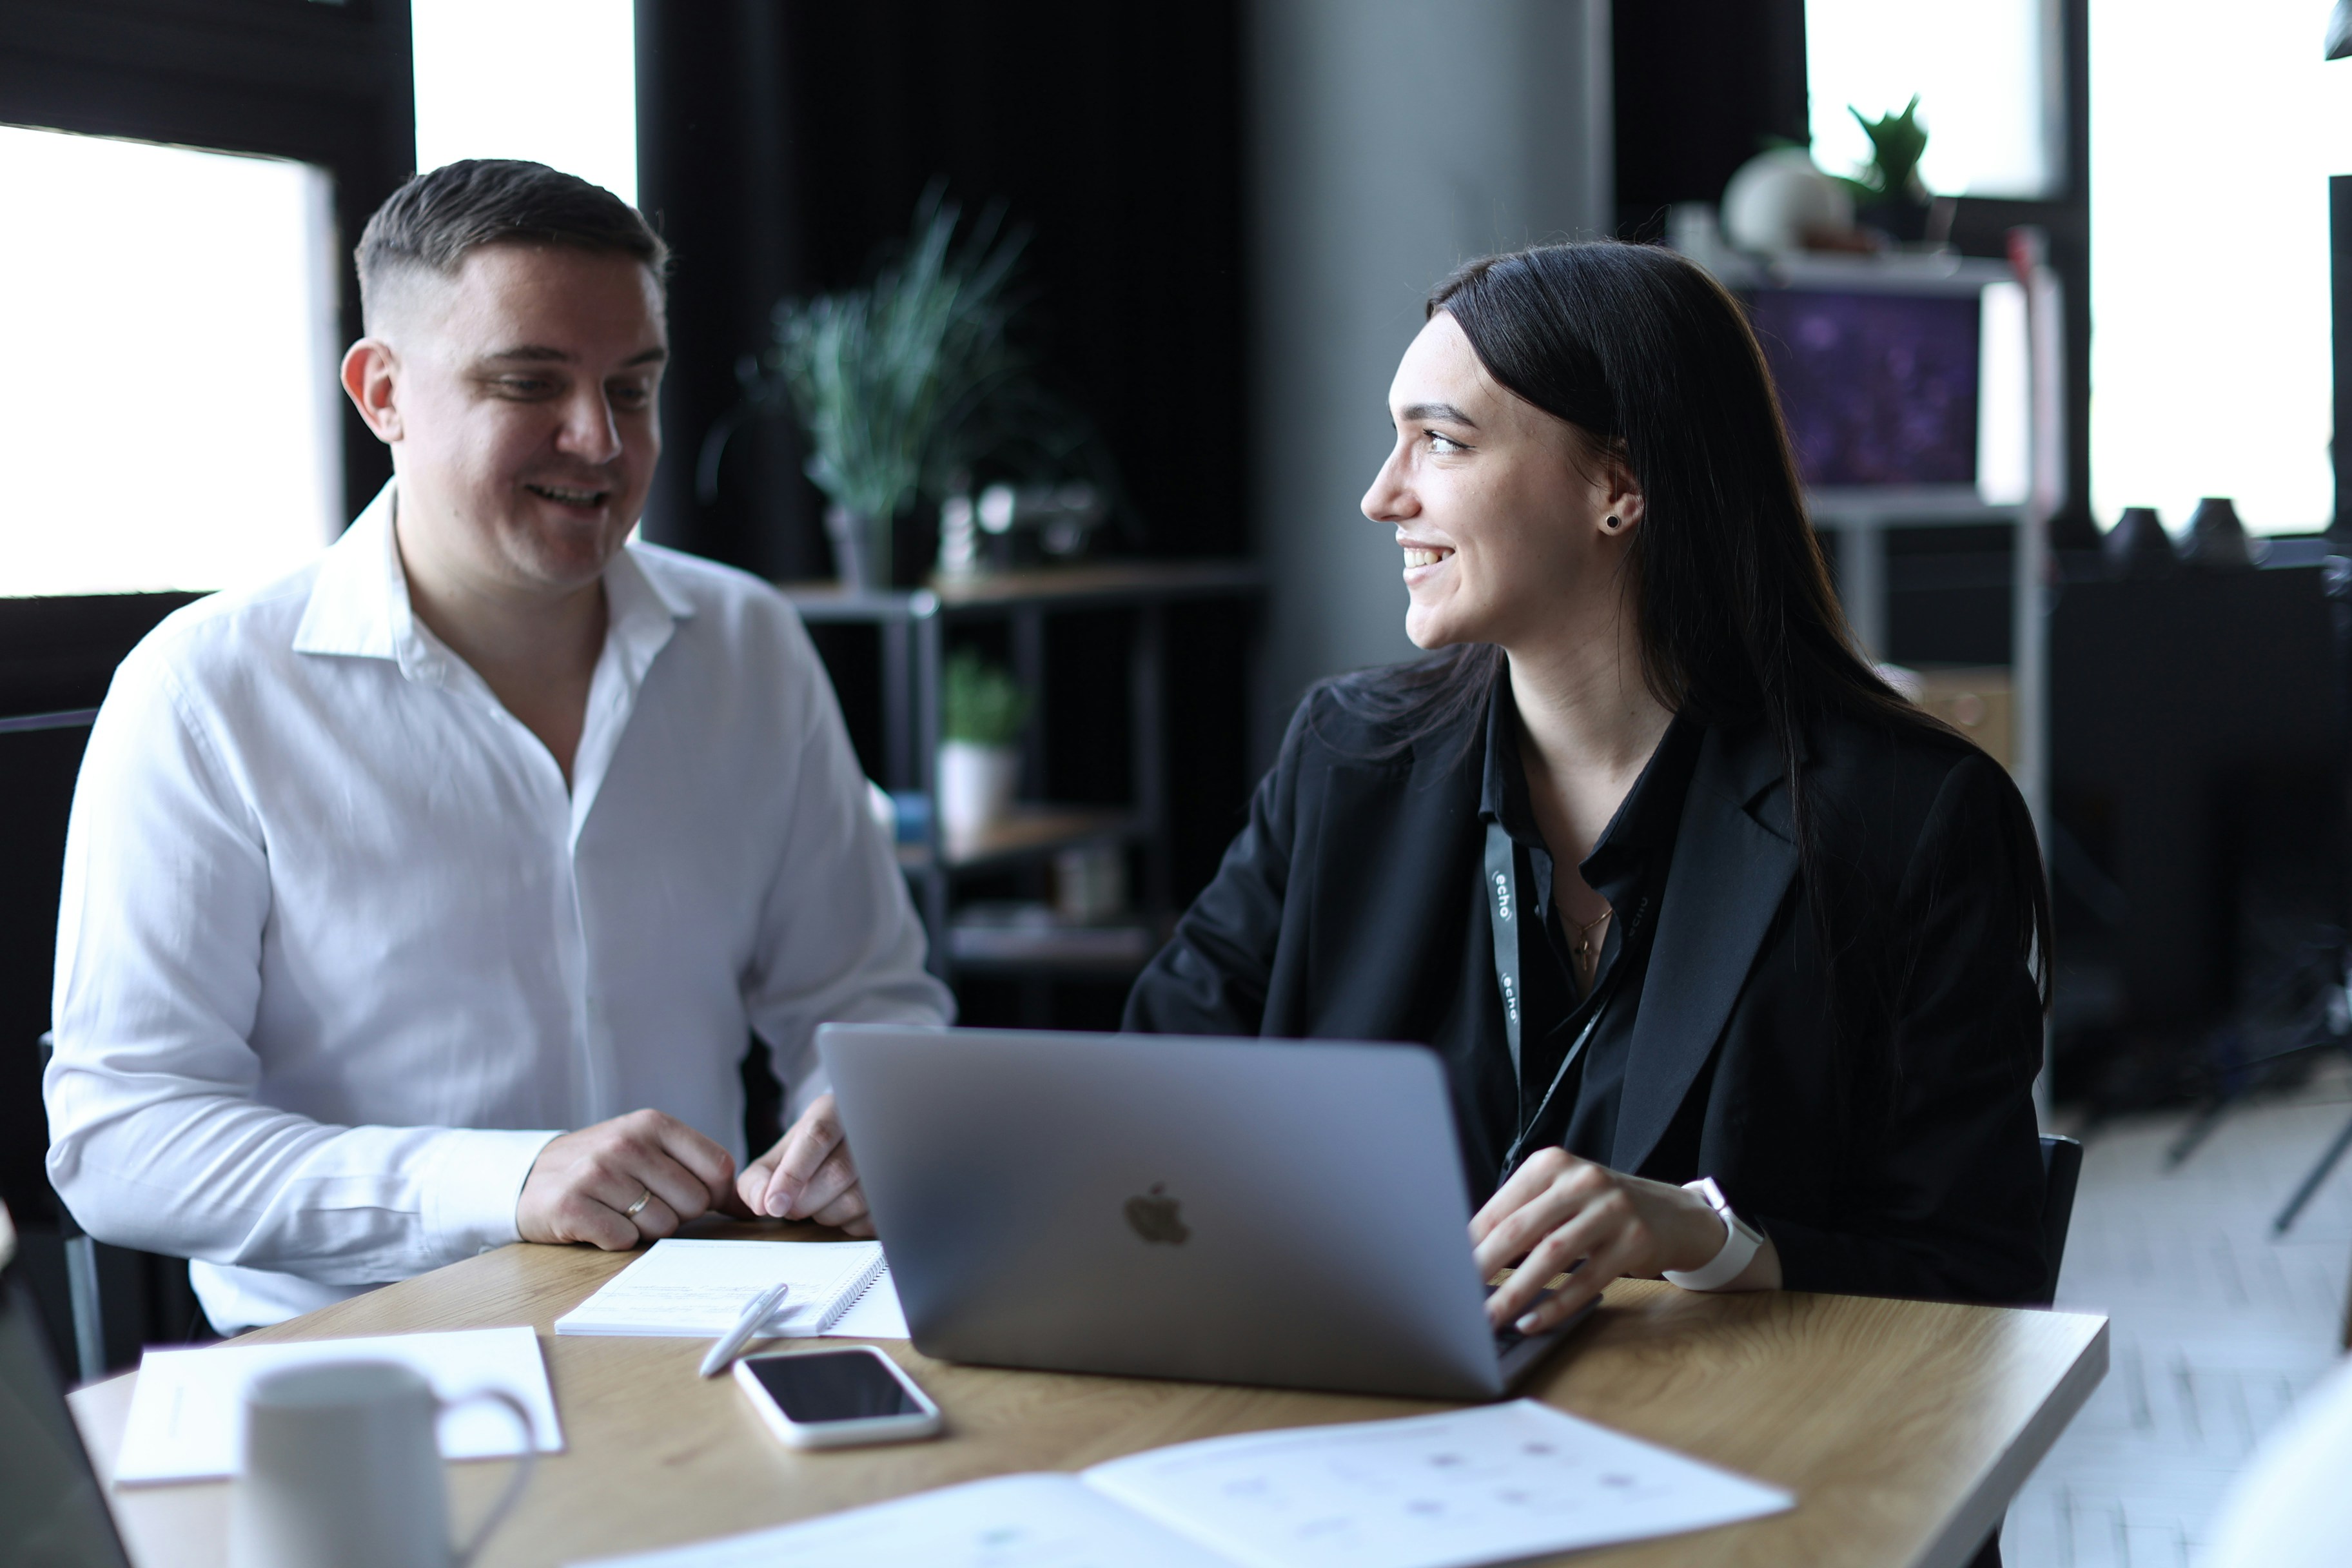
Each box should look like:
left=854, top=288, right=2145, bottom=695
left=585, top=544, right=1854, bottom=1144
left=578, top=1474, right=1230, bottom=1568
left=115, top=1325, right=561, bottom=1485
left=569, top=1400, right=1791, bottom=1568
left=554, top=1239, right=903, bottom=1339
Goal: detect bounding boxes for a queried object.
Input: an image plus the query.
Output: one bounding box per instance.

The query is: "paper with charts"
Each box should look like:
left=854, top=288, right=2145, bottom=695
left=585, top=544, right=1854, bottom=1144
left=570, top=1399, right=1791, bottom=1568
left=114, top=1326, right=562, bottom=1485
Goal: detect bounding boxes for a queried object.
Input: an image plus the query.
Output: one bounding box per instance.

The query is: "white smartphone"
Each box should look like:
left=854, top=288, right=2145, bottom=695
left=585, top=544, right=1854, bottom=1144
left=731, top=1346, right=943, bottom=1449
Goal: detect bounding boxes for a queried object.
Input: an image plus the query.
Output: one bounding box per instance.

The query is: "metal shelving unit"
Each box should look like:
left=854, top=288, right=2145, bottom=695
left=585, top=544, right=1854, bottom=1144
left=782, top=560, right=1264, bottom=983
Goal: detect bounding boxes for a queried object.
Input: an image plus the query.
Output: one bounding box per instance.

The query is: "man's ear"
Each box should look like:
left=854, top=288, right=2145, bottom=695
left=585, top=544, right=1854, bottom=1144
left=341, top=338, right=403, bottom=445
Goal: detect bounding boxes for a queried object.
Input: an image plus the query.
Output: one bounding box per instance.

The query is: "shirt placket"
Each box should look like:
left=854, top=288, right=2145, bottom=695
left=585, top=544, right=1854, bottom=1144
left=565, top=658, right=640, bottom=1128
left=408, top=645, right=609, bottom=1130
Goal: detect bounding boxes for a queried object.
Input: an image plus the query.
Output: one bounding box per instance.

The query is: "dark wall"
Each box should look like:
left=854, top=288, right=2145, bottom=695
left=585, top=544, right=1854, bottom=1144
left=636, top=0, right=1250, bottom=581
left=1612, top=0, right=1809, bottom=240
left=636, top=1, right=1259, bottom=919
left=2049, top=566, right=2342, bottom=1107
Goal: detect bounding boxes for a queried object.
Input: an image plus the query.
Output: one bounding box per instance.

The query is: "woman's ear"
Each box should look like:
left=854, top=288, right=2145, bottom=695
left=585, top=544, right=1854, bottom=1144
left=1597, top=450, right=1644, bottom=537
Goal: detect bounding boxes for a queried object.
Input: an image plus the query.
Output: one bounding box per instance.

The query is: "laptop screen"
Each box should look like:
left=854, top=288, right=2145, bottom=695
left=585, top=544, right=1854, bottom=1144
left=0, top=1208, right=132, bottom=1568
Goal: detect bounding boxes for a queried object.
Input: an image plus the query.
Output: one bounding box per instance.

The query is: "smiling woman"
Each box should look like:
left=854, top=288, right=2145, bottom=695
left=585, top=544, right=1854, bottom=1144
left=1126, top=240, right=2056, bottom=1348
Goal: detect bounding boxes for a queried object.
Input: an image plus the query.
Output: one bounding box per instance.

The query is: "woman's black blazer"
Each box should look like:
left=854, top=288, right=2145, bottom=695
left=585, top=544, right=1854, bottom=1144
left=1124, top=676, right=2050, bottom=1306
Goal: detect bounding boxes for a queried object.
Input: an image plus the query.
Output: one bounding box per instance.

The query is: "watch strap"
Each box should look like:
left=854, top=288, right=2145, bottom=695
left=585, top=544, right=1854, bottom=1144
left=1662, top=1176, right=1763, bottom=1292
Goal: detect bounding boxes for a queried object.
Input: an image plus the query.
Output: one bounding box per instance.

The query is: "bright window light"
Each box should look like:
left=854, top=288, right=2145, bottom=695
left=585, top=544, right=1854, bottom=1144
left=2090, top=2, right=2352, bottom=534
left=1807, top=0, right=2057, bottom=199
left=0, top=126, right=341, bottom=596
left=411, top=0, right=637, bottom=205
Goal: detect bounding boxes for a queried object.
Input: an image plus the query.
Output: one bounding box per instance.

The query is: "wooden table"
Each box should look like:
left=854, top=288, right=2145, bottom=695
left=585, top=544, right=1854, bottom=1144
left=68, top=1224, right=2106, bottom=1568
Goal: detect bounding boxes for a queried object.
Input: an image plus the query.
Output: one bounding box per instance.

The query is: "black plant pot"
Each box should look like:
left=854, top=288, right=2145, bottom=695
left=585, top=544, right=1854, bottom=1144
left=2180, top=496, right=2253, bottom=570
left=1856, top=194, right=1933, bottom=244
left=824, top=505, right=890, bottom=592
left=2104, top=507, right=2177, bottom=580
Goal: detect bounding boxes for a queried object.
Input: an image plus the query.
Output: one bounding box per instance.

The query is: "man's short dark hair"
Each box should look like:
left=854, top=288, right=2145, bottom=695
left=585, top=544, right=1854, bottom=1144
left=356, top=159, right=669, bottom=330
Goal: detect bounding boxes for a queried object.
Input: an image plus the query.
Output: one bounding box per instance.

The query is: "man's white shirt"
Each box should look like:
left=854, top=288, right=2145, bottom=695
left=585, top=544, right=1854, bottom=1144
left=43, top=484, right=950, bottom=1330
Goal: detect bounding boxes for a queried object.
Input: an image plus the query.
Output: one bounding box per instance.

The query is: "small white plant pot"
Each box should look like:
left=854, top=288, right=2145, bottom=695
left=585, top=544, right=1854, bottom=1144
left=938, top=741, right=1019, bottom=847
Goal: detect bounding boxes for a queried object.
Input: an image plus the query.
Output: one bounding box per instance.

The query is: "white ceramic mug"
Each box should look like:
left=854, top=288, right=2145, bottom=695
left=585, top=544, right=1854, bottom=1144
left=229, top=1360, right=536, bottom=1568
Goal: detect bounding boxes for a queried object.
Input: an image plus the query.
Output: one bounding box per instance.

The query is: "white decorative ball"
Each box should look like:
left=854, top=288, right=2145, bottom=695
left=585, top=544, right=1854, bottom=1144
left=1720, top=148, right=1854, bottom=254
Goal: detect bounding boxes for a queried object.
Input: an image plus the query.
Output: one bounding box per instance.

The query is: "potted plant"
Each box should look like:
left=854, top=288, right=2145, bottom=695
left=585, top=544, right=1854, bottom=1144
left=700, top=190, right=1026, bottom=590
left=939, top=647, right=1031, bottom=846
left=1836, top=95, right=1933, bottom=244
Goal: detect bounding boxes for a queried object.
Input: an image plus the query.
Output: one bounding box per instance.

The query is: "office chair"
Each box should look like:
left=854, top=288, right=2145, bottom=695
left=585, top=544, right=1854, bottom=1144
left=2037, top=1134, right=2084, bottom=1306
left=34, top=1031, right=106, bottom=1384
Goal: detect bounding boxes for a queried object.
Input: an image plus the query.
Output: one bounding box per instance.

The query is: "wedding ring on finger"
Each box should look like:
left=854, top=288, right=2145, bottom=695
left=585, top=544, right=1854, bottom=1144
left=623, top=1187, right=653, bottom=1219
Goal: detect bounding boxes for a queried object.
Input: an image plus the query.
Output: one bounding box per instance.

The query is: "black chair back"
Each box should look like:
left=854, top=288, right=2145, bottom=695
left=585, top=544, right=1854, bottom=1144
left=2037, top=1134, right=2084, bottom=1306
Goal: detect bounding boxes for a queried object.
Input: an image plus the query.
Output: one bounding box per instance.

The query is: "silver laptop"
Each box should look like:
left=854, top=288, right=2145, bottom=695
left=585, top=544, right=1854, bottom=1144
left=817, top=1024, right=1594, bottom=1401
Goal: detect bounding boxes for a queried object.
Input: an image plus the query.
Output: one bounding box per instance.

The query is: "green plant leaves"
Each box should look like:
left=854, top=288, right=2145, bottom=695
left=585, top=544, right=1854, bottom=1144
left=763, top=190, right=1030, bottom=523
left=942, top=647, right=1032, bottom=746
left=1846, top=94, right=1930, bottom=200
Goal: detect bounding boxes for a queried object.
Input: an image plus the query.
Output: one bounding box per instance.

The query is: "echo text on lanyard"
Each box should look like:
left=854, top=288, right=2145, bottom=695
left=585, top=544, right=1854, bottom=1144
left=1484, top=819, right=1632, bottom=1179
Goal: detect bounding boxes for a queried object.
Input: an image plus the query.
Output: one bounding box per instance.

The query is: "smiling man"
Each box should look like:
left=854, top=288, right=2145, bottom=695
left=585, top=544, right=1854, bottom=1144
left=42, top=161, right=949, bottom=1331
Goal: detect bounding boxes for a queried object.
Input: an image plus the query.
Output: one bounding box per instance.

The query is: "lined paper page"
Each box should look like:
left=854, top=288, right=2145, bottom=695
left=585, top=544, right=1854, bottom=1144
left=554, top=1240, right=884, bottom=1337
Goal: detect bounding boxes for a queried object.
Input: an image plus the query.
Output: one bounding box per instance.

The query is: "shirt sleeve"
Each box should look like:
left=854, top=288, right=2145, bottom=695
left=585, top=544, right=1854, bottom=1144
left=43, top=647, right=559, bottom=1284
left=742, top=614, right=954, bottom=1123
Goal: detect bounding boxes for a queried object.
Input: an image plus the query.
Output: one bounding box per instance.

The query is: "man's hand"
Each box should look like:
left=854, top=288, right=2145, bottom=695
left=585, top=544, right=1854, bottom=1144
left=1469, top=1149, right=1781, bottom=1333
left=736, top=1093, right=874, bottom=1237
left=517, top=1109, right=739, bottom=1250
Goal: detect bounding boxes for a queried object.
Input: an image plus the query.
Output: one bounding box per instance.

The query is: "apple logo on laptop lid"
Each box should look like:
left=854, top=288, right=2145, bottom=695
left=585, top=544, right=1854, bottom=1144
left=1124, top=1183, right=1190, bottom=1245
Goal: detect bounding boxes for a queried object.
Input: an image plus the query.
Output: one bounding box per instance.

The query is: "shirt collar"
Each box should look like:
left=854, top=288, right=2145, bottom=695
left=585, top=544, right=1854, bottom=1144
left=1478, top=674, right=1702, bottom=890
left=292, top=480, right=695, bottom=683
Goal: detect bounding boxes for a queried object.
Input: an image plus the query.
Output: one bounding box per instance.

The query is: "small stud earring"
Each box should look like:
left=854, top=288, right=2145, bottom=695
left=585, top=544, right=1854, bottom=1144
left=1604, top=514, right=1621, bottom=531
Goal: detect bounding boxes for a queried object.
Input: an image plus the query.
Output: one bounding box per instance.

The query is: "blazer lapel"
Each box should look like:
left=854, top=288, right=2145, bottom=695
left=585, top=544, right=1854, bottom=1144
left=1609, top=723, right=1799, bottom=1175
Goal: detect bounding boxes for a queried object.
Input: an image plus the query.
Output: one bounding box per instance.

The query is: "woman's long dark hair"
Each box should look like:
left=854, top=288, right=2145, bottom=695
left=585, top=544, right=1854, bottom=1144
left=1350, top=240, right=2050, bottom=1013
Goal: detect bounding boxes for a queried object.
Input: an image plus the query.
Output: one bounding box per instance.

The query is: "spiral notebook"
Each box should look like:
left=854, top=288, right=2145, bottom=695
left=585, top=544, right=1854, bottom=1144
left=553, top=1239, right=905, bottom=1339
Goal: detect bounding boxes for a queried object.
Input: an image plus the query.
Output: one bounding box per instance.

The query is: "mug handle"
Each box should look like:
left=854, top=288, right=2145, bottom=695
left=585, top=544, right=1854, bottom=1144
left=441, top=1387, right=540, bottom=1567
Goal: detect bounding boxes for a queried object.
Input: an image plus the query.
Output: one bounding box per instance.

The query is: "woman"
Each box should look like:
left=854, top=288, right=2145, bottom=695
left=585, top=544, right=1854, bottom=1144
left=1124, top=240, right=2050, bottom=1337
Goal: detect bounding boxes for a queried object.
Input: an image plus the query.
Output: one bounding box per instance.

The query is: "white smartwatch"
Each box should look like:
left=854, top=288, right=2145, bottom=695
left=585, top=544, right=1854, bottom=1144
left=1661, top=1177, right=1765, bottom=1292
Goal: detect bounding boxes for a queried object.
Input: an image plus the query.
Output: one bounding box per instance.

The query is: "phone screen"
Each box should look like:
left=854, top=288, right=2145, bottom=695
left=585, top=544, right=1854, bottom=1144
left=745, top=1351, right=922, bottom=1424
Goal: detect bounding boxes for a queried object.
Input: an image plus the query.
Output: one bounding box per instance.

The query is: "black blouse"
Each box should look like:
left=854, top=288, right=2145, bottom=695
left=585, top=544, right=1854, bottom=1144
left=1122, top=667, right=2051, bottom=1306
left=1477, top=689, right=1701, bottom=1178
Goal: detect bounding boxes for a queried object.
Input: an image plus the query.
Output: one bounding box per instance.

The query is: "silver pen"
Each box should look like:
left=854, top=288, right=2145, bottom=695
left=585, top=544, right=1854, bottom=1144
left=698, top=1281, right=790, bottom=1377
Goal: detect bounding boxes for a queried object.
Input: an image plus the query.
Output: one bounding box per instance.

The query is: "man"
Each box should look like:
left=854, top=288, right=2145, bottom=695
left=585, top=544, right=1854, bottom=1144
left=43, top=160, right=949, bottom=1331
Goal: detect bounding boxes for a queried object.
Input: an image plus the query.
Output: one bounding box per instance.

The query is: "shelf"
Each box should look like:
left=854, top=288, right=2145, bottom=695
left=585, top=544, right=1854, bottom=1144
left=897, top=805, right=1143, bottom=874
left=944, top=901, right=1164, bottom=977
left=781, top=558, right=1264, bottom=623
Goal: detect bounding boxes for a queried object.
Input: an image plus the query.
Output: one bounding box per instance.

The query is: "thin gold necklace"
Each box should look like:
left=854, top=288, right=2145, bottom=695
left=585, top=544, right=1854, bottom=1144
left=1568, top=906, right=1612, bottom=981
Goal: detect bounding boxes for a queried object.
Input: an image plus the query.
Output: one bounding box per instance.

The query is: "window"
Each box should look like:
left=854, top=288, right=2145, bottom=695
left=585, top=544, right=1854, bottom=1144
left=2089, top=0, right=2351, bottom=534
left=1806, top=0, right=2060, bottom=199
left=411, top=0, right=638, bottom=204
left=0, top=126, right=342, bottom=596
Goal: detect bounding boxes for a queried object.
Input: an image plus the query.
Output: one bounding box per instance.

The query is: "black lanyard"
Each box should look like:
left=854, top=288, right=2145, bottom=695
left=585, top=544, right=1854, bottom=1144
left=1484, top=818, right=1611, bottom=1178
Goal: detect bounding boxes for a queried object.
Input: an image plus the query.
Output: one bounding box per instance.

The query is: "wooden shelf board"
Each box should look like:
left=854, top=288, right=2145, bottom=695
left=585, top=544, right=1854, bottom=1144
left=781, top=558, right=1263, bottom=622
left=945, top=949, right=1155, bottom=979
left=896, top=805, right=1142, bottom=873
